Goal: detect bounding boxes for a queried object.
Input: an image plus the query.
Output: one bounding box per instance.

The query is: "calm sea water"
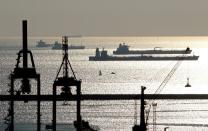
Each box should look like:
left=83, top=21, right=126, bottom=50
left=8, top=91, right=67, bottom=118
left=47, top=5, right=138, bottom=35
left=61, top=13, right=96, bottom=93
left=0, top=37, right=208, bottom=131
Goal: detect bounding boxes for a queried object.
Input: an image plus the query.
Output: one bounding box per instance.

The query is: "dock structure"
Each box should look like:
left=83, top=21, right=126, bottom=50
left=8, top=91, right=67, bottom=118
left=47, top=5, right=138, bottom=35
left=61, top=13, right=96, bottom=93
left=3, top=20, right=88, bottom=131
left=132, top=86, right=147, bottom=131
left=1, top=94, right=208, bottom=101
left=1, top=20, right=208, bottom=131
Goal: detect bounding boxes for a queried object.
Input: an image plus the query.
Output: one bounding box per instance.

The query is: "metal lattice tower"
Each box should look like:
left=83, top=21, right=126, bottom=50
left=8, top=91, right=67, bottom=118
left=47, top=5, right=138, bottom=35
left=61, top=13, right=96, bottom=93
left=8, top=20, right=41, bottom=131
left=53, top=36, right=82, bottom=131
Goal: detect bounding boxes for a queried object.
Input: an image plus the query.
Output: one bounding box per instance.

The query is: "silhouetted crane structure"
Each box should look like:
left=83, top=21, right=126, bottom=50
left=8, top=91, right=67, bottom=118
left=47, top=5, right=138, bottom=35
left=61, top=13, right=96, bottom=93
left=52, top=36, right=82, bottom=131
left=0, top=20, right=203, bottom=131
left=7, top=20, right=41, bottom=131
left=133, top=86, right=147, bottom=131
left=145, top=60, right=183, bottom=128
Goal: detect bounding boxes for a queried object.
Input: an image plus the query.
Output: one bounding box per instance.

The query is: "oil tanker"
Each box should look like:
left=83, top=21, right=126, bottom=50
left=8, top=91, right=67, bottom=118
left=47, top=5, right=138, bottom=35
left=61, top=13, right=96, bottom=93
left=113, top=43, right=192, bottom=54
left=36, top=40, right=51, bottom=47
left=89, top=48, right=199, bottom=61
left=52, top=41, right=85, bottom=50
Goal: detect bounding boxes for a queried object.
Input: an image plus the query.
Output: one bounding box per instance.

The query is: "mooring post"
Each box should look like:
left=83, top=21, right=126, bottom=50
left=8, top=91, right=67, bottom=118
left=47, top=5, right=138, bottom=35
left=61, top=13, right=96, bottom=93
left=77, top=81, right=82, bottom=131
left=37, top=76, right=41, bottom=131
left=53, top=84, right=56, bottom=131
left=132, top=86, right=146, bottom=131
left=10, top=77, right=14, bottom=131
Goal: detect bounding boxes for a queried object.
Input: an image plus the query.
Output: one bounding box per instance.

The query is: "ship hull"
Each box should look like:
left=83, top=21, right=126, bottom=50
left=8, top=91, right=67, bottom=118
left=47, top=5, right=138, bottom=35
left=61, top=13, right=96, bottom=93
left=52, top=46, right=85, bottom=50
left=36, top=40, right=52, bottom=48
left=68, top=46, right=85, bottom=49
left=113, top=50, right=192, bottom=55
left=36, top=44, right=51, bottom=48
left=89, top=56, right=199, bottom=61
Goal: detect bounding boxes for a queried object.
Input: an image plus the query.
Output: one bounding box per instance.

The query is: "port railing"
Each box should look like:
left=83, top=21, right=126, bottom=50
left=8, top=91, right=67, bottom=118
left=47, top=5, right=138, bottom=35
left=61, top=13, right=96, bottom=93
left=1, top=94, right=208, bottom=101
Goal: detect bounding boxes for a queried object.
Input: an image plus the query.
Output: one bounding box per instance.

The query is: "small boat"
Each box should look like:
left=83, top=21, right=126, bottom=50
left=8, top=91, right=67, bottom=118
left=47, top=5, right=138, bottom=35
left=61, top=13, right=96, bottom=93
left=89, top=48, right=199, bottom=61
left=36, top=40, right=51, bottom=47
left=113, top=43, right=192, bottom=54
left=52, top=41, right=85, bottom=50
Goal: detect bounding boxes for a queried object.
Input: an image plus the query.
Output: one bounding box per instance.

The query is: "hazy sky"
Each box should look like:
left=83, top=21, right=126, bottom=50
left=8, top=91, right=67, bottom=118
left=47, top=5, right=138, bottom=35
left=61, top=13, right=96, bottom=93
left=0, top=0, right=208, bottom=37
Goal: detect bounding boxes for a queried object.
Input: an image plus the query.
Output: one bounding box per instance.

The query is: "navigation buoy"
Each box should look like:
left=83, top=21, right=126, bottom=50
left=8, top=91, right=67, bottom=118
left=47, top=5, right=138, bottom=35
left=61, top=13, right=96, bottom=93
left=185, top=77, right=191, bottom=87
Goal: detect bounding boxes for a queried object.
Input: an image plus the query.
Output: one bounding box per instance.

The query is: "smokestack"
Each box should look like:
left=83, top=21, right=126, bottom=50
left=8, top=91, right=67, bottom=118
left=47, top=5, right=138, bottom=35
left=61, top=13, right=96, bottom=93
left=22, top=20, right=28, bottom=68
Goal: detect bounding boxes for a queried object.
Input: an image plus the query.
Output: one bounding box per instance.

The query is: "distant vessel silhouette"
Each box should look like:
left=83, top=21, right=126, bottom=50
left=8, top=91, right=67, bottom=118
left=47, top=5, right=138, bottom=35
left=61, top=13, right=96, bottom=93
left=36, top=40, right=51, bottom=47
left=113, top=43, right=192, bottom=54
left=89, top=48, right=199, bottom=61
left=52, top=41, right=85, bottom=50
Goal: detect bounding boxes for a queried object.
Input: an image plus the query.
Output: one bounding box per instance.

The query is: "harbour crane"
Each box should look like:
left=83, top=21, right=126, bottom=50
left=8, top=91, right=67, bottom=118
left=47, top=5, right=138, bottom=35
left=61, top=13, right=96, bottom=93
left=145, top=59, right=183, bottom=130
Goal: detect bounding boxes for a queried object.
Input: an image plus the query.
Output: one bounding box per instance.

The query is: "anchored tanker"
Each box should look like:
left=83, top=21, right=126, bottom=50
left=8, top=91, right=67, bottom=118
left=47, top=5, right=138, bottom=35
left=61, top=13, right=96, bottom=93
left=113, top=43, right=192, bottom=55
left=36, top=40, right=52, bottom=47
left=89, top=48, right=199, bottom=61
left=52, top=41, right=85, bottom=50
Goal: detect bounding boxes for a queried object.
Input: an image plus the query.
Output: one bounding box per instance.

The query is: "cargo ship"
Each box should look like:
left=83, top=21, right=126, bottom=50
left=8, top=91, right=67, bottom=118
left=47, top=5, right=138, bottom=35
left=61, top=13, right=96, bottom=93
left=113, top=43, right=192, bottom=54
left=36, top=40, right=52, bottom=47
left=89, top=48, right=199, bottom=61
left=52, top=41, right=85, bottom=50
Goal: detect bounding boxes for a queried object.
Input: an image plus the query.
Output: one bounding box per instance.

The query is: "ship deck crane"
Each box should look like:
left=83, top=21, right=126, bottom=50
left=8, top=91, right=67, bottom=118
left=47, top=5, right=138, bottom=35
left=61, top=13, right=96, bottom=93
left=145, top=59, right=183, bottom=129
